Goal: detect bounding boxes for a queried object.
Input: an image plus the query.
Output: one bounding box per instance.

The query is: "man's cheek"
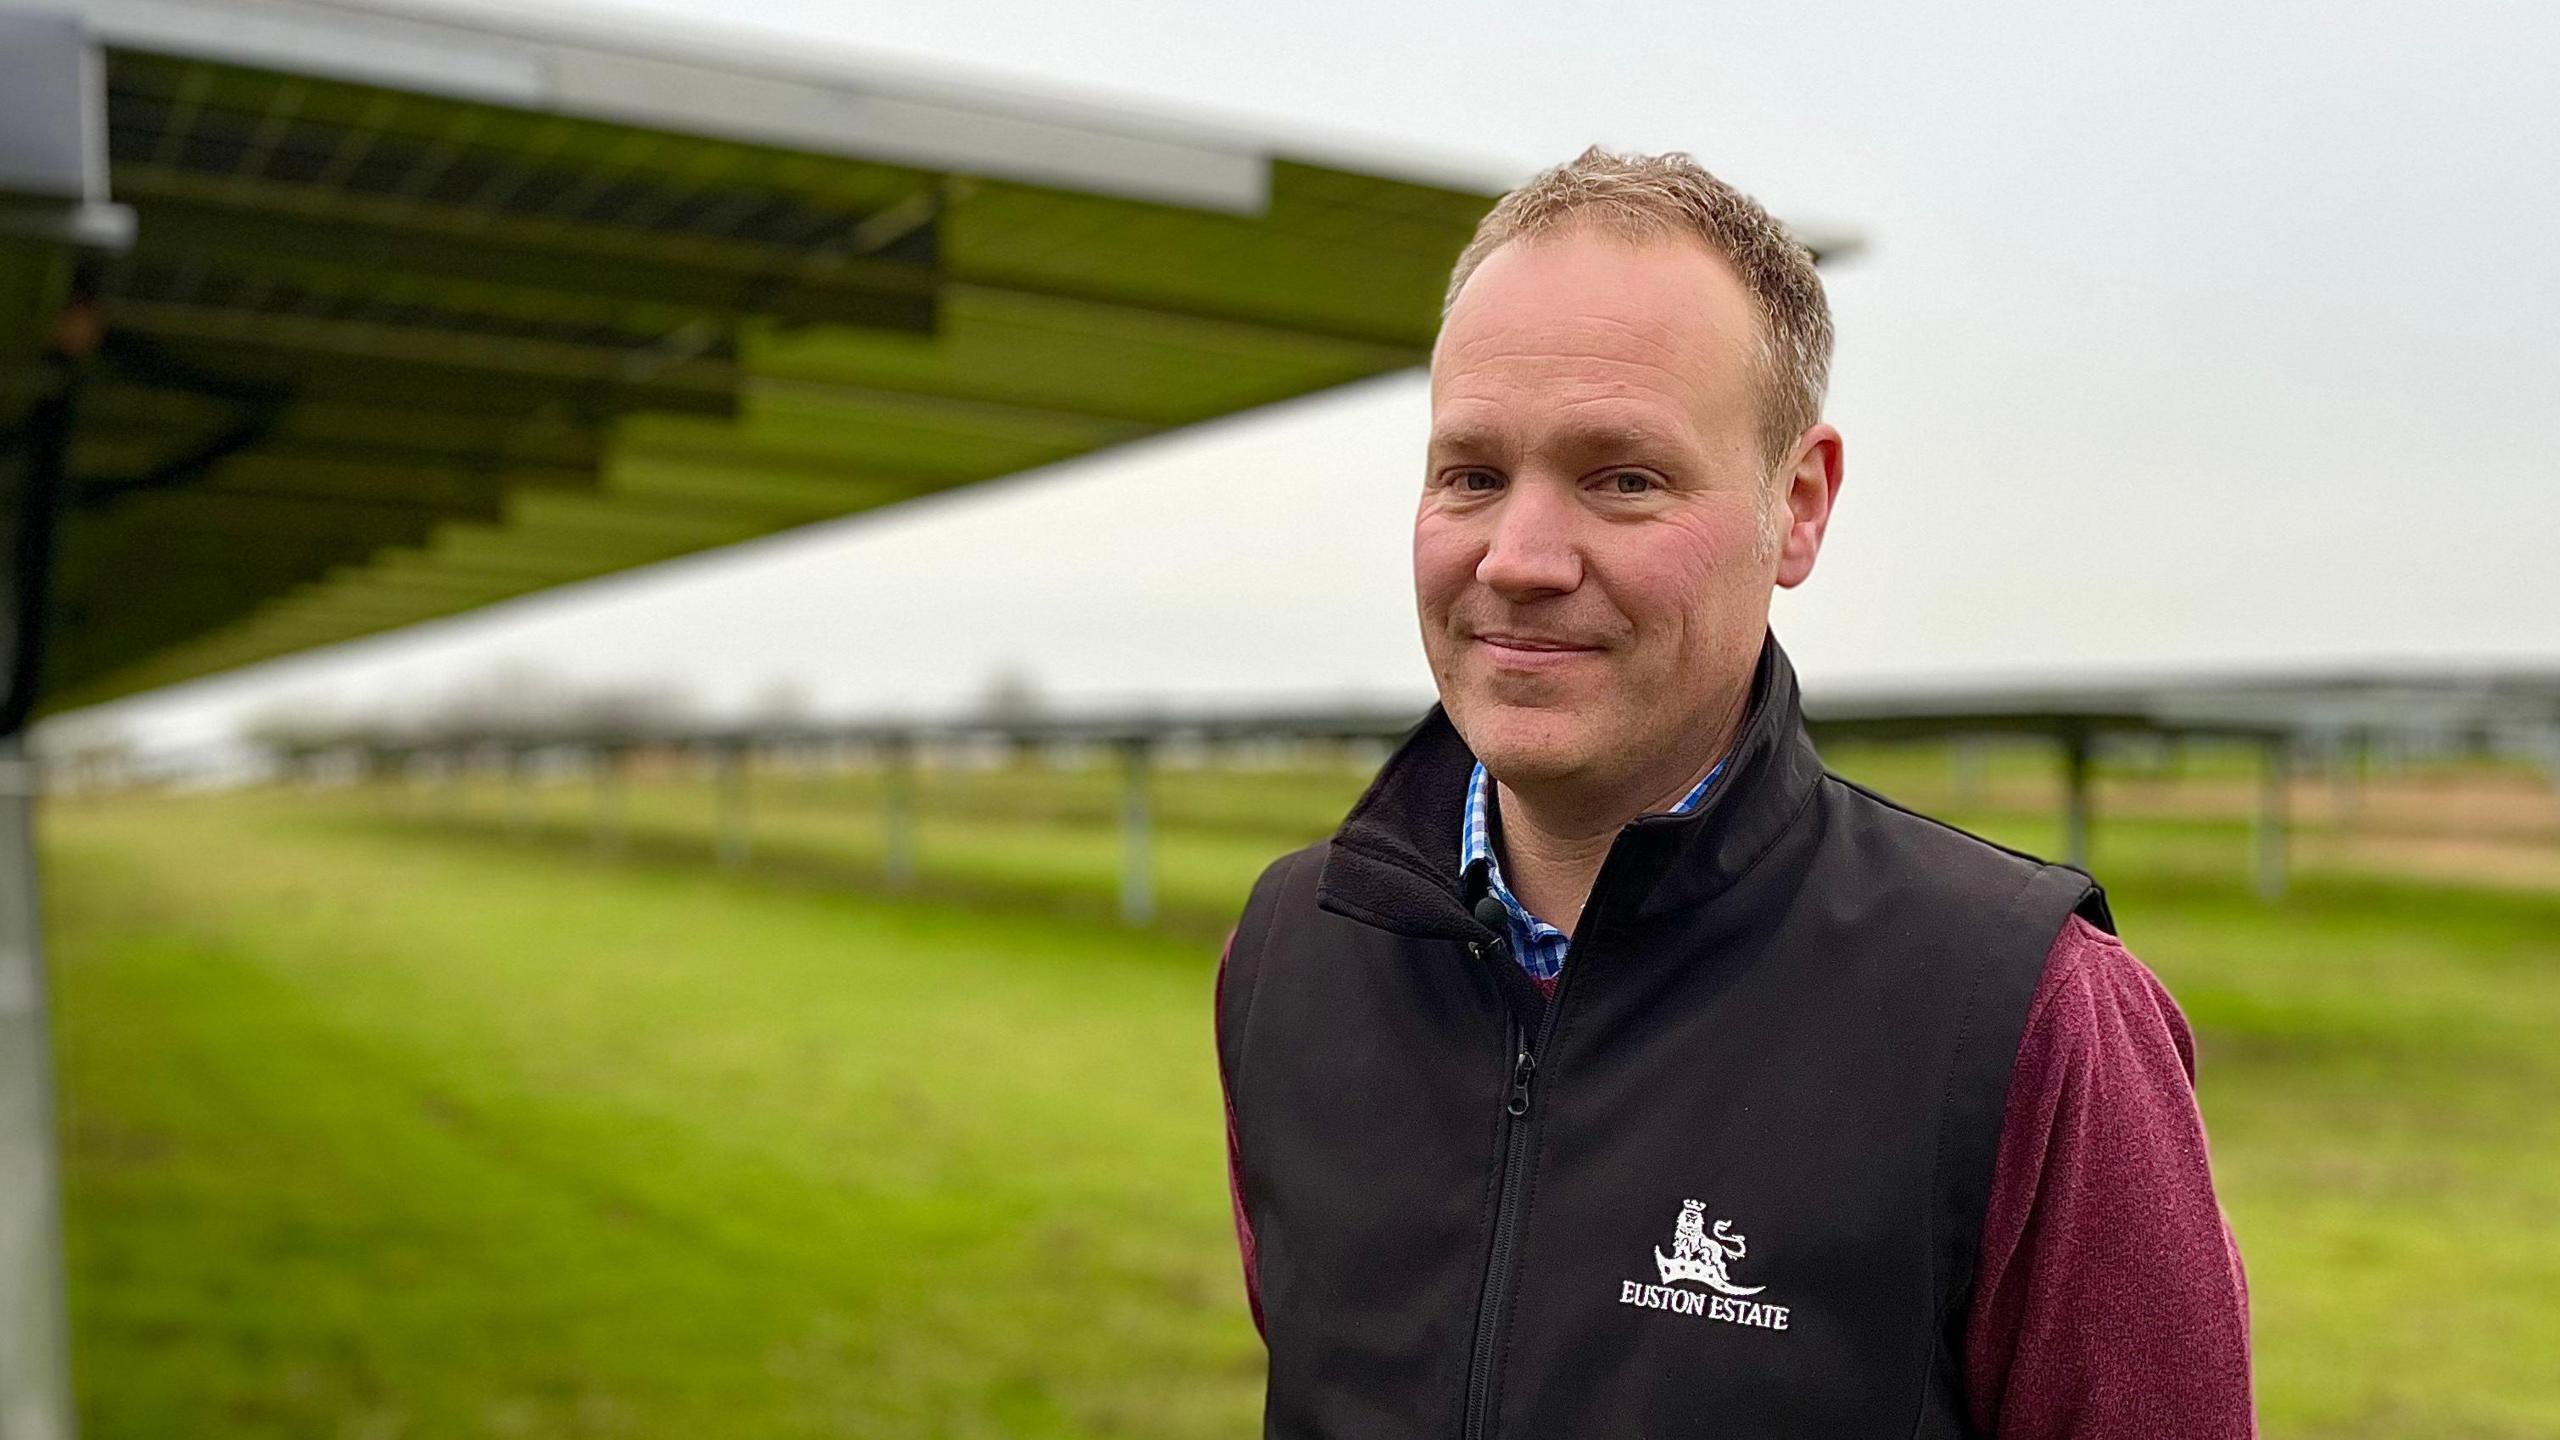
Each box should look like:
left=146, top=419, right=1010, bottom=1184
left=1410, top=556, right=1462, bottom=620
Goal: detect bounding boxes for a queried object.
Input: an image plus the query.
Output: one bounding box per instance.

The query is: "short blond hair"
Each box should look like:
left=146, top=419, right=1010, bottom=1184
left=1444, top=146, right=1833, bottom=472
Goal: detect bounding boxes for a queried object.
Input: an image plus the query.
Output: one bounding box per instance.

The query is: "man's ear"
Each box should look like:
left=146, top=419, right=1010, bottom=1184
left=1773, top=423, right=1844, bottom=590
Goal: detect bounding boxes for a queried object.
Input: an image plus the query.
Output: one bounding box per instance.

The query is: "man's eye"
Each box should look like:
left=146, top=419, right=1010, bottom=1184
left=1455, top=471, right=1501, bottom=492
left=1604, top=470, right=1655, bottom=494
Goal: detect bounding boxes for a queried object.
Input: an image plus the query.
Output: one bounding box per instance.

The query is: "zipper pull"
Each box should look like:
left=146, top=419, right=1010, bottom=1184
left=1506, top=1047, right=1536, bottom=1116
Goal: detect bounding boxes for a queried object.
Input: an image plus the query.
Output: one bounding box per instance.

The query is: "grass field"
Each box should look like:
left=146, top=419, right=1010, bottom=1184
left=35, top=741, right=2560, bottom=1437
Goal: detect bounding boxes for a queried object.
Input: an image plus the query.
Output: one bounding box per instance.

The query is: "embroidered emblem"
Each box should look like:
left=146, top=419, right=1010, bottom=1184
left=1617, top=1199, right=1791, bottom=1330
left=1656, top=1197, right=1763, bottom=1295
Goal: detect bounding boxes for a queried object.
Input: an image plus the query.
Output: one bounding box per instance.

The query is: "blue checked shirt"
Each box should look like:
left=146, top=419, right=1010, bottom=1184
left=1460, top=754, right=1728, bottom=982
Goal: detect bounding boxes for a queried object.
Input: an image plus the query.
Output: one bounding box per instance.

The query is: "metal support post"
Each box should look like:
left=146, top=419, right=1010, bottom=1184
left=593, top=746, right=624, bottom=859
left=715, top=744, right=749, bottom=869
left=1952, top=736, right=1987, bottom=810
left=2060, top=728, right=2093, bottom=870
left=882, top=738, right=917, bottom=889
left=3, top=32, right=138, bottom=1435
left=2543, top=723, right=2560, bottom=820
left=1, top=257, right=99, bottom=1440
left=0, top=733, right=75, bottom=1440
left=2330, top=732, right=2364, bottom=828
left=364, top=748, right=392, bottom=814
left=505, top=748, right=532, bottom=839
left=2254, top=736, right=2289, bottom=902
left=1120, top=737, right=1154, bottom=927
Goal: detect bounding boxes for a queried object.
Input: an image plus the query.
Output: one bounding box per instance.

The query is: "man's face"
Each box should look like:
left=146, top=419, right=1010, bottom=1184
left=1416, top=229, right=1803, bottom=791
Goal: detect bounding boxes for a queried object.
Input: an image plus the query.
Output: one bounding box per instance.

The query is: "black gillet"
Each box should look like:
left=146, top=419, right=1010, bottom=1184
left=1217, top=629, right=2114, bottom=1439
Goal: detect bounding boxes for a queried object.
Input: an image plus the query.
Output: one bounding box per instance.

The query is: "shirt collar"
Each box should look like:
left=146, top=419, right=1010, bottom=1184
left=1459, top=751, right=1731, bottom=979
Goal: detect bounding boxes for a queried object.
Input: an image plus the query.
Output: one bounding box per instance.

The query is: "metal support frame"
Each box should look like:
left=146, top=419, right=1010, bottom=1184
left=880, top=738, right=916, bottom=889
left=2254, top=736, right=2290, bottom=903
left=1119, top=737, right=1153, bottom=927
left=2329, top=732, right=2365, bottom=828
left=1, top=342, right=79, bottom=748
left=30, top=0, right=1275, bottom=214
left=1951, top=736, right=1987, bottom=811
left=0, top=730, right=73, bottom=1440
left=0, top=93, right=97, bottom=1424
left=592, top=745, right=624, bottom=858
left=504, top=747, right=532, bottom=839
left=713, top=743, right=748, bottom=869
left=2059, top=727, right=2093, bottom=870
left=2542, top=723, right=2560, bottom=819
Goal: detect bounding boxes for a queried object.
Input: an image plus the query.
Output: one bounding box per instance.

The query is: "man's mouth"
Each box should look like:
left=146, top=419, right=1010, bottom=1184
left=1475, top=632, right=1603, bottom=666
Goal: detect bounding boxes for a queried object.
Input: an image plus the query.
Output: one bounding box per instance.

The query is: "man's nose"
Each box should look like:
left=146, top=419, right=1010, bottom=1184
left=1475, top=478, right=1582, bottom=598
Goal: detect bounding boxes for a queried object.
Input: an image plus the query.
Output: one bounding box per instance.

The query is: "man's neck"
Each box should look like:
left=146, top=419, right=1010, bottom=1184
left=1494, top=688, right=1749, bottom=939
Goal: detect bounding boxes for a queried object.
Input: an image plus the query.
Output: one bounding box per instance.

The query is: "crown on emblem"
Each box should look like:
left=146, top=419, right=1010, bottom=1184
left=1681, top=1198, right=1704, bottom=1213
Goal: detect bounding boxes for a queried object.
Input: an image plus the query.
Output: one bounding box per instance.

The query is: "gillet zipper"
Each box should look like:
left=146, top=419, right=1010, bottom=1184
left=1461, top=834, right=1662, bottom=1440
left=1461, top=934, right=1572, bottom=1440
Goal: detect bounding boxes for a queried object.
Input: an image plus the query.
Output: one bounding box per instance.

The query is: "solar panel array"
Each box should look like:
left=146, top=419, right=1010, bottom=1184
left=20, top=32, right=1499, bottom=714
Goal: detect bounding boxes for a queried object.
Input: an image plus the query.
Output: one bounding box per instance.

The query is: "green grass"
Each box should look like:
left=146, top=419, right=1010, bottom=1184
left=45, top=789, right=1259, bottom=1438
left=36, top=748, right=2560, bottom=1437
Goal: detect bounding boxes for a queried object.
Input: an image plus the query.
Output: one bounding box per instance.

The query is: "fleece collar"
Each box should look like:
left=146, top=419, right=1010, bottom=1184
left=1315, top=626, right=1829, bottom=946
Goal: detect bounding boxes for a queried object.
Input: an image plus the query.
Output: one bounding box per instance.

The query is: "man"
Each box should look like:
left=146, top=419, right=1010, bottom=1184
left=1214, top=148, right=2252, bottom=1438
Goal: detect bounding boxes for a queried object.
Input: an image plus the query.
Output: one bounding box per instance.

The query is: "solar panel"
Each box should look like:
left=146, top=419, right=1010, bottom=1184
left=1, top=0, right=1506, bottom=715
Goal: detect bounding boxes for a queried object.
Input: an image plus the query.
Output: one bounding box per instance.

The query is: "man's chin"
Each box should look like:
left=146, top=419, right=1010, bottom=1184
left=1449, top=700, right=1600, bottom=784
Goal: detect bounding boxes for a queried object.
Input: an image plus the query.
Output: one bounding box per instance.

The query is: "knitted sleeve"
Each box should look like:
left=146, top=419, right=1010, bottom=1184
left=1963, top=914, right=2255, bottom=1437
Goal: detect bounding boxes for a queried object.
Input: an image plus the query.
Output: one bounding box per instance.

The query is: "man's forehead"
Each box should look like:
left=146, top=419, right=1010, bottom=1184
left=1438, top=231, right=1754, bottom=346
left=1432, top=294, right=1699, bottom=377
left=1430, top=232, right=1762, bottom=409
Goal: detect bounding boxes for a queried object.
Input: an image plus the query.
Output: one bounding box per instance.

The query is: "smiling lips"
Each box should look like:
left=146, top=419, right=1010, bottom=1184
left=1476, top=632, right=1603, bottom=669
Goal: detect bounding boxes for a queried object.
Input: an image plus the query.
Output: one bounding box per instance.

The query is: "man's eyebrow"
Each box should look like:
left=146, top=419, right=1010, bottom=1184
left=1426, top=425, right=1505, bottom=458
left=1426, top=420, right=1684, bottom=460
left=1554, top=421, right=1680, bottom=457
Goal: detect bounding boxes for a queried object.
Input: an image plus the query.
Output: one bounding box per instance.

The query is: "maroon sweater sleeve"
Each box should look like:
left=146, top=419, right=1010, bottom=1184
left=1215, top=925, right=1267, bottom=1342
left=1963, top=914, right=2256, bottom=1438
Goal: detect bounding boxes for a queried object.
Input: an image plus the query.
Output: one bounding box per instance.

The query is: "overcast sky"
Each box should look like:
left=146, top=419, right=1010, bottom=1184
left=53, top=0, right=2560, bottom=760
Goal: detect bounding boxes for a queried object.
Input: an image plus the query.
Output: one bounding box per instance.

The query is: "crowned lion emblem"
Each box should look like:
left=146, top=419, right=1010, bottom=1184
left=1655, top=1199, right=1764, bottom=1296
